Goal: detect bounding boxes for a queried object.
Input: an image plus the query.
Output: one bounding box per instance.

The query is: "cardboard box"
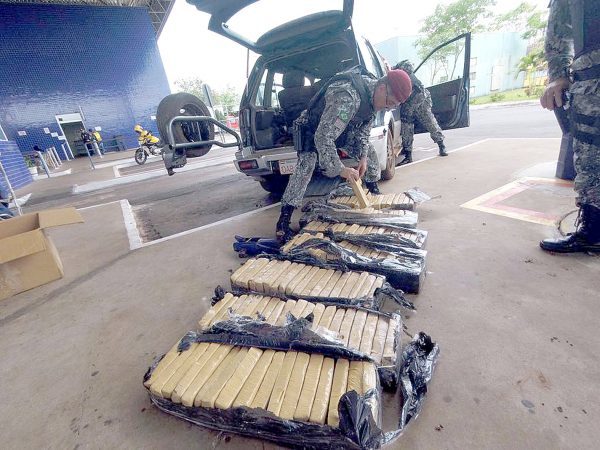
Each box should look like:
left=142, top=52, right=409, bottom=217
left=0, top=208, right=83, bottom=300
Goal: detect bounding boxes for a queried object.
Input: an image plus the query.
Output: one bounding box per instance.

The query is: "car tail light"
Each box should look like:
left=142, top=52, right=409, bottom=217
left=239, top=160, right=258, bottom=170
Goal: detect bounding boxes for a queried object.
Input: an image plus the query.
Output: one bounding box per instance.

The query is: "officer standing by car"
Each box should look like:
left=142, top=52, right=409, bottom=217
left=393, top=60, right=447, bottom=165
left=275, top=67, right=412, bottom=242
left=539, top=0, right=600, bottom=253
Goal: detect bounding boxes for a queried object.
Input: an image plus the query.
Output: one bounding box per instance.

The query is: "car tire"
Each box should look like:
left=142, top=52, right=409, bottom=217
left=380, top=129, right=396, bottom=180
left=259, top=174, right=290, bottom=194
left=156, top=92, right=215, bottom=158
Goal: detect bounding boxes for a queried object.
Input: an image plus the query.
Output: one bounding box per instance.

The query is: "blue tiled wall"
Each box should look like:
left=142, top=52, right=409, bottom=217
left=0, top=141, right=33, bottom=192
left=0, top=4, right=170, bottom=158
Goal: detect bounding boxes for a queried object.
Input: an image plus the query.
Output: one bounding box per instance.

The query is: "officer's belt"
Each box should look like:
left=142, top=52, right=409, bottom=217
left=573, top=64, right=600, bottom=81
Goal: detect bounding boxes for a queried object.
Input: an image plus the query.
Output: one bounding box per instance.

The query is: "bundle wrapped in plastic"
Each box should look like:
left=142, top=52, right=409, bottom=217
left=283, top=231, right=426, bottom=294
left=329, top=186, right=431, bottom=211
left=202, top=292, right=403, bottom=390
left=300, top=201, right=419, bottom=230
left=230, top=257, right=412, bottom=311
left=144, top=313, right=439, bottom=449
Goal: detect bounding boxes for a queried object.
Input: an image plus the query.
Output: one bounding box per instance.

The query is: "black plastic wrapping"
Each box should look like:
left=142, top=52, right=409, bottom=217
left=179, top=314, right=373, bottom=362
left=323, top=228, right=427, bottom=251
left=279, top=238, right=422, bottom=300
left=381, top=332, right=440, bottom=446
left=300, top=201, right=419, bottom=230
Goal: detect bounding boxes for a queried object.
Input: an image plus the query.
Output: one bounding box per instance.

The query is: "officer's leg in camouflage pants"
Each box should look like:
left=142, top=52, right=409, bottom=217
left=572, top=93, right=600, bottom=209
left=281, top=151, right=318, bottom=208
left=415, top=92, right=446, bottom=155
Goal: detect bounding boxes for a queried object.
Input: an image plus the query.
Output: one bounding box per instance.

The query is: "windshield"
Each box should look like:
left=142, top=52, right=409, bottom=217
left=227, top=0, right=344, bottom=41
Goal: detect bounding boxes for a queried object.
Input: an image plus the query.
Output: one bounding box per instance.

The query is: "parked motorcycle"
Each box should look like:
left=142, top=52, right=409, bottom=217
left=134, top=142, right=163, bottom=165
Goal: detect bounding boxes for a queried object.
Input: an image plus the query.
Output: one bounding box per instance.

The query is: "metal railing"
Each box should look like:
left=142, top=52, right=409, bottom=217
left=165, top=116, right=243, bottom=152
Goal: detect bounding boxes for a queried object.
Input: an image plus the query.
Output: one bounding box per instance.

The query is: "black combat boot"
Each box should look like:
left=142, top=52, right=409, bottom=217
left=540, top=205, right=600, bottom=253
left=364, top=181, right=381, bottom=195
left=438, top=142, right=448, bottom=156
left=399, top=151, right=412, bottom=166
left=276, top=204, right=296, bottom=244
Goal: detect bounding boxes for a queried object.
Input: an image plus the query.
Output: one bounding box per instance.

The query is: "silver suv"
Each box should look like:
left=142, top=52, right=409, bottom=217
left=159, top=1, right=471, bottom=193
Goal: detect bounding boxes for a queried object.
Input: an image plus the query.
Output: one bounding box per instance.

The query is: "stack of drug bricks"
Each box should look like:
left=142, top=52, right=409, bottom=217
left=145, top=184, right=424, bottom=448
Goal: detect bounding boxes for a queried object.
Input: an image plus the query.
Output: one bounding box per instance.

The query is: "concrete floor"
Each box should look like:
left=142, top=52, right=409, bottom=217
left=1, top=138, right=598, bottom=449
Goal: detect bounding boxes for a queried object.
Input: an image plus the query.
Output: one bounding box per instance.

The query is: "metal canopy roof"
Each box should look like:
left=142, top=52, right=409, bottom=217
left=0, top=0, right=175, bottom=36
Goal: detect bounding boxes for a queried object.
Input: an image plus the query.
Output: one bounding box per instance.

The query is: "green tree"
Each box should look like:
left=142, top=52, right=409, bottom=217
left=415, top=0, right=496, bottom=84
left=212, top=85, right=241, bottom=114
left=174, top=77, right=211, bottom=105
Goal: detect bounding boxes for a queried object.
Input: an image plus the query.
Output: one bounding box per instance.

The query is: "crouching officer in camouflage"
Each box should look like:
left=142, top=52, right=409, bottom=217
left=539, top=0, right=600, bottom=253
left=276, top=68, right=412, bottom=242
left=393, top=60, right=447, bottom=165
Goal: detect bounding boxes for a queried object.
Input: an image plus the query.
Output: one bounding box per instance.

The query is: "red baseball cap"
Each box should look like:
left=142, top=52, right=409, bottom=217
left=387, top=69, right=412, bottom=103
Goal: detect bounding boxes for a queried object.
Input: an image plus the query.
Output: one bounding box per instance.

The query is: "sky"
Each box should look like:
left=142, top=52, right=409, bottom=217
left=157, top=0, right=549, bottom=93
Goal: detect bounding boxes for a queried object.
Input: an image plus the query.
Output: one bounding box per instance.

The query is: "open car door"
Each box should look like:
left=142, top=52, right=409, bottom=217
left=188, top=0, right=354, bottom=55
left=414, top=32, right=471, bottom=132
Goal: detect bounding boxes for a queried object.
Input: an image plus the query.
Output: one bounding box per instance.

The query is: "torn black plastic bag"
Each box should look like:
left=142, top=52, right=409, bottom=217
left=179, top=314, right=373, bottom=362
left=280, top=237, right=424, bottom=296
left=300, top=201, right=419, bottom=229
left=381, top=332, right=440, bottom=446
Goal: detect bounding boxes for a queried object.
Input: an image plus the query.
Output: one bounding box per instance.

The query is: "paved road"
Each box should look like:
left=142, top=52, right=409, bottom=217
left=26, top=103, right=561, bottom=242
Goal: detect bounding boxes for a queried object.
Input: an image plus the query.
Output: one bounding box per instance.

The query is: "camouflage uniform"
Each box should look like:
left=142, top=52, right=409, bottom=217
left=282, top=77, right=380, bottom=208
left=400, top=87, right=445, bottom=153
left=546, top=0, right=600, bottom=209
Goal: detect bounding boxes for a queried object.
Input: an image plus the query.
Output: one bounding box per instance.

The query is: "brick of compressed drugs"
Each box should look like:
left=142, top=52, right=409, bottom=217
left=310, top=270, right=335, bottom=297
left=291, top=266, right=320, bottom=296
left=359, top=313, right=379, bottom=356
left=254, top=260, right=290, bottom=294
left=248, top=260, right=278, bottom=292
left=274, top=263, right=304, bottom=294
left=351, top=272, right=371, bottom=298
left=233, top=349, right=276, bottom=408
left=317, top=271, right=342, bottom=297
left=266, top=300, right=286, bottom=325
left=161, top=343, right=210, bottom=398
left=275, top=299, right=297, bottom=326
left=231, top=258, right=269, bottom=289
left=267, top=351, right=298, bottom=416
left=339, top=272, right=362, bottom=299
left=327, top=359, right=350, bottom=427
left=237, top=295, right=264, bottom=317
left=302, top=268, right=329, bottom=295
left=149, top=343, right=199, bottom=397
left=196, top=347, right=245, bottom=407
left=328, top=272, right=352, bottom=298
left=279, top=352, right=311, bottom=420
left=293, top=354, right=325, bottom=421
left=250, top=351, right=286, bottom=409
left=180, top=345, right=234, bottom=407
left=215, top=347, right=264, bottom=409
left=144, top=340, right=182, bottom=388
left=370, top=318, right=388, bottom=364
left=290, top=299, right=309, bottom=319
left=346, top=360, right=363, bottom=394
left=362, top=362, right=379, bottom=424
left=338, top=309, right=356, bottom=347
left=348, top=310, right=367, bottom=350
left=329, top=308, right=346, bottom=333
left=171, top=343, right=221, bottom=404
left=383, top=318, right=398, bottom=362
left=317, top=305, right=337, bottom=329
left=285, top=265, right=314, bottom=296
left=300, top=301, right=316, bottom=319
left=260, top=297, right=280, bottom=320
left=308, top=357, right=335, bottom=425
left=198, top=293, right=235, bottom=329
left=310, top=303, right=326, bottom=330
left=358, top=275, right=379, bottom=299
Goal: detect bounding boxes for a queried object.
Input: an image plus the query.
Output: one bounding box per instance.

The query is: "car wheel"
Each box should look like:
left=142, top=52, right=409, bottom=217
left=156, top=92, right=215, bottom=158
left=259, top=174, right=289, bottom=194
left=380, top=129, right=396, bottom=180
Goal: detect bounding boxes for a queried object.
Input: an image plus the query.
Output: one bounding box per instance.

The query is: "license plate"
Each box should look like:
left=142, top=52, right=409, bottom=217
left=279, top=158, right=297, bottom=175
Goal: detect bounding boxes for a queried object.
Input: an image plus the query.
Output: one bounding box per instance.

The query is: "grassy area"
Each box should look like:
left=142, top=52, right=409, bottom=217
left=469, top=87, right=543, bottom=105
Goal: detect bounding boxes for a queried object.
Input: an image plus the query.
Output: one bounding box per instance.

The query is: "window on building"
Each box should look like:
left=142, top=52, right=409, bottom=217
left=470, top=72, right=477, bottom=81
left=0, top=123, right=7, bottom=141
